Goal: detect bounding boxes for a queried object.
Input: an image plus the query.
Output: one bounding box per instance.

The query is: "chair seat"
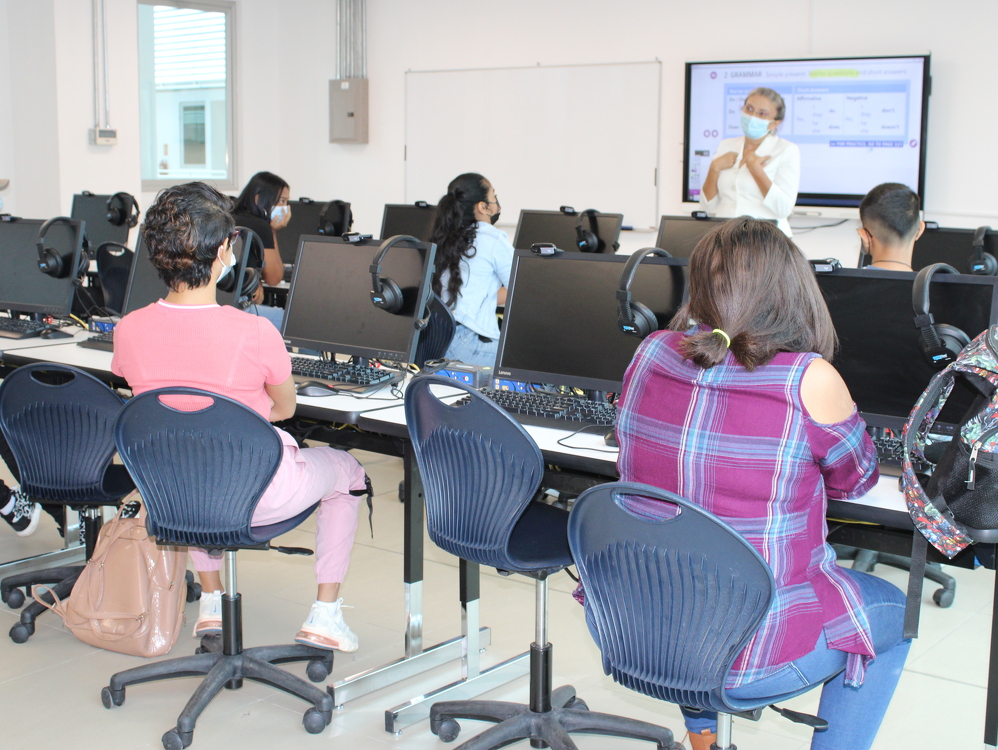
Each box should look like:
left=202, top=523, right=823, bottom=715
left=250, top=502, right=320, bottom=543
left=504, top=501, right=572, bottom=573
left=28, top=463, right=136, bottom=507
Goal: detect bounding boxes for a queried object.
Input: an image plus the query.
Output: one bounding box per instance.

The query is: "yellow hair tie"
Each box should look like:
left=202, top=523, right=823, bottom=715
left=712, top=328, right=731, bottom=348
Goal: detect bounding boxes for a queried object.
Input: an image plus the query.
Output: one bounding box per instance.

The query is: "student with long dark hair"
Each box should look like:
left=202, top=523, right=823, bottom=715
left=232, top=171, right=292, bottom=329
left=615, top=218, right=909, bottom=750
left=428, top=173, right=513, bottom=366
left=112, top=182, right=367, bottom=653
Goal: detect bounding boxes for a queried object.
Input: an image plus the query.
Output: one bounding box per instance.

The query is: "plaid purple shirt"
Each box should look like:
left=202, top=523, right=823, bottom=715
left=616, top=330, right=880, bottom=687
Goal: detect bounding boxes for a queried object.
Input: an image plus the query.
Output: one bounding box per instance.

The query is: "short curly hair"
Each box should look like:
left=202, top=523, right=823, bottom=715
left=142, top=182, right=234, bottom=291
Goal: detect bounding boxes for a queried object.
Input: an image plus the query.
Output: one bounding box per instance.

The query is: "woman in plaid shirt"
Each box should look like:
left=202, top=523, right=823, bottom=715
left=615, top=218, right=910, bottom=750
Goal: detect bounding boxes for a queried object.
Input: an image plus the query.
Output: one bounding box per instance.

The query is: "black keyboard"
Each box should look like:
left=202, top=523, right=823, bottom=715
left=290, top=356, right=401, bottom=392
left=870, top=434, right=906, bottom=465
left=0, top=318, right=50, bottom=340
left=473, top=389, right=617, bottom=429
left=77, top=331, right=115, bottom=351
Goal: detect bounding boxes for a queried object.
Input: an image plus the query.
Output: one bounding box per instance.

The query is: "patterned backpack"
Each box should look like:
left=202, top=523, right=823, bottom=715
left=902, top=327, right=998, bottom=557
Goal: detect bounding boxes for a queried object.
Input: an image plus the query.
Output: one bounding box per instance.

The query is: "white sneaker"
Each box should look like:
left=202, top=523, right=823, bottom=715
left=193, top=590, right=223, bottom=637
left=295, top=599, right=359, bottom=652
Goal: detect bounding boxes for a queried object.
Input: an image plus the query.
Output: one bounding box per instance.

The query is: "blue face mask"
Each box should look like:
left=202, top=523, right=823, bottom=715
left=740, top=113, right=772, bottom=140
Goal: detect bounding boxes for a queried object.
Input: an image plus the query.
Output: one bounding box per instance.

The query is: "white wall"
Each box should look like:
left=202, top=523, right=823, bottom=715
left=0, top=0, right=14, bottom=213
left=2, top=0, right=997, bottom=263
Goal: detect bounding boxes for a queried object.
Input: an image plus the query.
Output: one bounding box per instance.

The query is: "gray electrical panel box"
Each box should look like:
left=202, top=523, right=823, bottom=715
left=329, top=78, right=369, bottom=144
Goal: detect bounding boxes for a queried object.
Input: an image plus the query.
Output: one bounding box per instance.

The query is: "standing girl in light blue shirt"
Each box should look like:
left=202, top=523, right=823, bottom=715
left=429, top=173, right=514, bottom=367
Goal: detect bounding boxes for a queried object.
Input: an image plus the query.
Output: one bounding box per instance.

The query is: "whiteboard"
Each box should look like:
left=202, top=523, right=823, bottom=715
left=405, top=62, right=661, bottom=229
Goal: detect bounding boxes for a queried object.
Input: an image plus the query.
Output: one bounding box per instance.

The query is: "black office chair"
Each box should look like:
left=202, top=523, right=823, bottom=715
left=568, top=482, right=827, bottom=750
left=0, top=364, right=139, bottom=643
left=96, top=241, right=135, bottom=314
left=405, top=376, right=678, bottom=750
left=414, top=292, right=456, bottom=367
left=101, top=388, right=334, bottom=750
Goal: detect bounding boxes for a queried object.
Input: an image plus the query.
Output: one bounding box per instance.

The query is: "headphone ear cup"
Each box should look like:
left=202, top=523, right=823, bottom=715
left=937, top=323, right=971, bottom=358
left=576, top=227, right=597, bottom=253
left=373, top=277, right=404, bottom=313
left=628, top=302, right=658, bottom=338
left=982, top=252, right=998, bottom=276
left=921, top=323, right=970, bottom=368
left=216, top=267, right=235, bottom=293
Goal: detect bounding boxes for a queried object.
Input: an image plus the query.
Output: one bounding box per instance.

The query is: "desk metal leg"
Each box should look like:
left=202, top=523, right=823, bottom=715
left=384, top=558, right=529, bottom=734
left=328, top=444, right=492, bottom=707
left=986, top=569, right=998, bottom=749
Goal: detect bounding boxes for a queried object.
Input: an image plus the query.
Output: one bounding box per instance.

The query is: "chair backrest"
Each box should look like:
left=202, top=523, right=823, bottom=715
left=0, top=364, right=126, bottom=504
left=404, top=375, right=544, bottom=571
left=567, top=481, right=775, bottom=714
left=113, top=388, right=283, bottom=548
left=96, top=243, right=134, bottom=314
left=414, top=293, right=456, bottom=367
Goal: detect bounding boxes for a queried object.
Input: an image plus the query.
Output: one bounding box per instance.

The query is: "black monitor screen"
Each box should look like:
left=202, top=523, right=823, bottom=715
left=0, top=219, right=83, bottom=315
left=70, top=193, right=130, bottom=249
left=513, top=210, right=623, bottom=253
left=381, top=204, right=439, bottom=242
left=275, top=199, right=326, bottom=264
left=122, top=233, right=251, bottom=314
left=282, top=237, right=436, bottom=362
left=495, top=251, right=687, bottom=392
left=655, top=216, right=778, bottom=259
left=816, top=268, right=998, bottom=432
left=911, top=227, right=998, bottom=274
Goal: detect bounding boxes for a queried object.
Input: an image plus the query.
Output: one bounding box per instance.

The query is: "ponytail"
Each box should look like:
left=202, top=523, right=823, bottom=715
left=428, top=173, right=490, bottom=305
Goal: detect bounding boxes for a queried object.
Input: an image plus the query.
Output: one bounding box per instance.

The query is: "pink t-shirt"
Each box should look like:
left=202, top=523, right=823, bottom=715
left=111, top=301, right=292, bottom=419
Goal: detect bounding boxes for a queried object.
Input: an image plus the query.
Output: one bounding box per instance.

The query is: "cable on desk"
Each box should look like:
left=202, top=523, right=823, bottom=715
left=555, top=423, right=619, bottom=454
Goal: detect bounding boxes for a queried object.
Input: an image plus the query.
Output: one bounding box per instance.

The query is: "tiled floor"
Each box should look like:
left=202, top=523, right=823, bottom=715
left=0, top=448, right=991, bottom=749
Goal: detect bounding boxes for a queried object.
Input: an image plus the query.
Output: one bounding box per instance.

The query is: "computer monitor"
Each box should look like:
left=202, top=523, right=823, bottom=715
left=0, top=218, right=85, bottom=315
left=121, top=232, right=254, bottom=314
left=654, top=215, right=779, bottom=259
left=816, top=268, right=998, bottom=434
left=380, top=203, right=438, bottom=242
left=512, top=209, right=623, bottom=253
left=70, top=193, right=130, bottom=250
left=282, top=236, right=436, bottom=362
left=274, top=198, right=326, bottom=264
left=494, top=250, right=687, bottom=392
left=910, top=226, right=998, bottom=274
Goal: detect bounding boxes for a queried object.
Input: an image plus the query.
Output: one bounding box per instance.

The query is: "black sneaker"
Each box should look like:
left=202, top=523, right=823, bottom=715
left=0, top=490, right=41, bottom=537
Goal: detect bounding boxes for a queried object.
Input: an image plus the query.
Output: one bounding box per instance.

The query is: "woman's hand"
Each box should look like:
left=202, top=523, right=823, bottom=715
left=270, top=207, right=291, bottom=231
left=253, top=284, right=265, bottom=305
left=710, top=152, right=738, bottom=172
left=742, top=140, right=771, bottom=171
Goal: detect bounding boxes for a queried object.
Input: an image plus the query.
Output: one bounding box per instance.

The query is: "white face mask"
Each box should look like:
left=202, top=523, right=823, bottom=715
left=218, top=245, right=236, bottom=279
left=271, top=205, right=290, bottom=222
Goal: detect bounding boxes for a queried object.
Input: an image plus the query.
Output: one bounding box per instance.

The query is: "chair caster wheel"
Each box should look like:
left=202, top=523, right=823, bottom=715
left=186, top=582, right=202, bottom=603
left=303, top=707, right=328, bottom=734
left=306, top=657, right=332, bottom=682
left=398, top=480, right=406, bottom=503
left=933, top=587, right=955, bottom=608
left=161, top=729, right=191, bottom=750
left=432, top=718, right=461, bottom=742
left=565, top=697, right=588, bottom=710
left=3, top=587, right=24, bottom=609
left=101, top=686, right=125, bottom=708
left=195, top=634, right=221, bottom=654
left=9, top=621, right=33, bottom=643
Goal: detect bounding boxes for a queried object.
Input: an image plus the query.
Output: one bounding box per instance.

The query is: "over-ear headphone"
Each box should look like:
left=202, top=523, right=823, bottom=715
left=575, top=209, right=603, bottom=253
left=318, top=200, right=354, bottom=236
left=968, top=226, right=997, bottom=275
left=370, top=235, right=419, bottom=314
left=217, top=227, right=262, bottom=309
left=105, top=192, right=140, bottom=228
left=912, top=263, right=971, bottom=368
left=617, top=247, right=672, bottom=338
left=36, top=217, right=89, bottom=278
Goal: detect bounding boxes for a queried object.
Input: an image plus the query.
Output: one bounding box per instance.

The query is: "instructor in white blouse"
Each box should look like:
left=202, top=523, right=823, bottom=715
left=700, top=87, right=800, bottom=236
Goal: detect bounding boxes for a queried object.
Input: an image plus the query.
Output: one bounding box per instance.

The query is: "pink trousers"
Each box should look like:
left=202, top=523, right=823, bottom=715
left=189, top=430, right=366, bottom=584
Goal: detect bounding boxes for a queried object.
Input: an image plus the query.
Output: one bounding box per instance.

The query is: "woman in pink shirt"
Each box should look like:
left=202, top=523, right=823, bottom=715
left=112, top=182, right=367, bottom=653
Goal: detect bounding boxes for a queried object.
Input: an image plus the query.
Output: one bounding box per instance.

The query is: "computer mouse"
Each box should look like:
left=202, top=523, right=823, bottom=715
left=603, top=430, right=618, bottom=448
left=296, top=380, right=336, bottom=397
left=39, top=328, right=72, bottom=340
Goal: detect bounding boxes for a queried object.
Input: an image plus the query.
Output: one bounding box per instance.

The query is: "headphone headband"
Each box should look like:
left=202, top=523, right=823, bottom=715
left=912, top=262, right=958, bottom=320
left=575, top=208, right=603, bottom=253
left=370, top=234, right=420, bottom=313
left=912, top=262, right=970, bottom=368
left=106, top=192, right=139, bottom=228
left=616, top=247, right=672, bottom=336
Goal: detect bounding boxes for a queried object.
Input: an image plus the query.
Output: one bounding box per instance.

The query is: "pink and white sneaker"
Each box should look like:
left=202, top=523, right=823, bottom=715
left=295, top=599, right=359, bottom=652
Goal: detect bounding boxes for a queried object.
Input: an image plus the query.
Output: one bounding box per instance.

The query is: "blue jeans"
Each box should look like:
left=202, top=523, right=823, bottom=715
left=444, top=324, right=497, bottom=368
left=247, top=303, right=285, bottom=332
left=681, top=570, right=910, bottom=750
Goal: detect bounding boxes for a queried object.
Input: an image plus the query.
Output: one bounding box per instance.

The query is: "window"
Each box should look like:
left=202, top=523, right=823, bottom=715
left=138, top=1, right=235, bottom=190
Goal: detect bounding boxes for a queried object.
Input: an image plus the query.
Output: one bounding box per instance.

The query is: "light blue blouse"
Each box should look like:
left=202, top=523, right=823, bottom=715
left=438, top=221, right=514, bottom=340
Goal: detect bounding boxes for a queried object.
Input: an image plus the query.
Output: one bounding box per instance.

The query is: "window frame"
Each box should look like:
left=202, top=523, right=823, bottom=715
left=138, top=0, right=237, bottom=192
